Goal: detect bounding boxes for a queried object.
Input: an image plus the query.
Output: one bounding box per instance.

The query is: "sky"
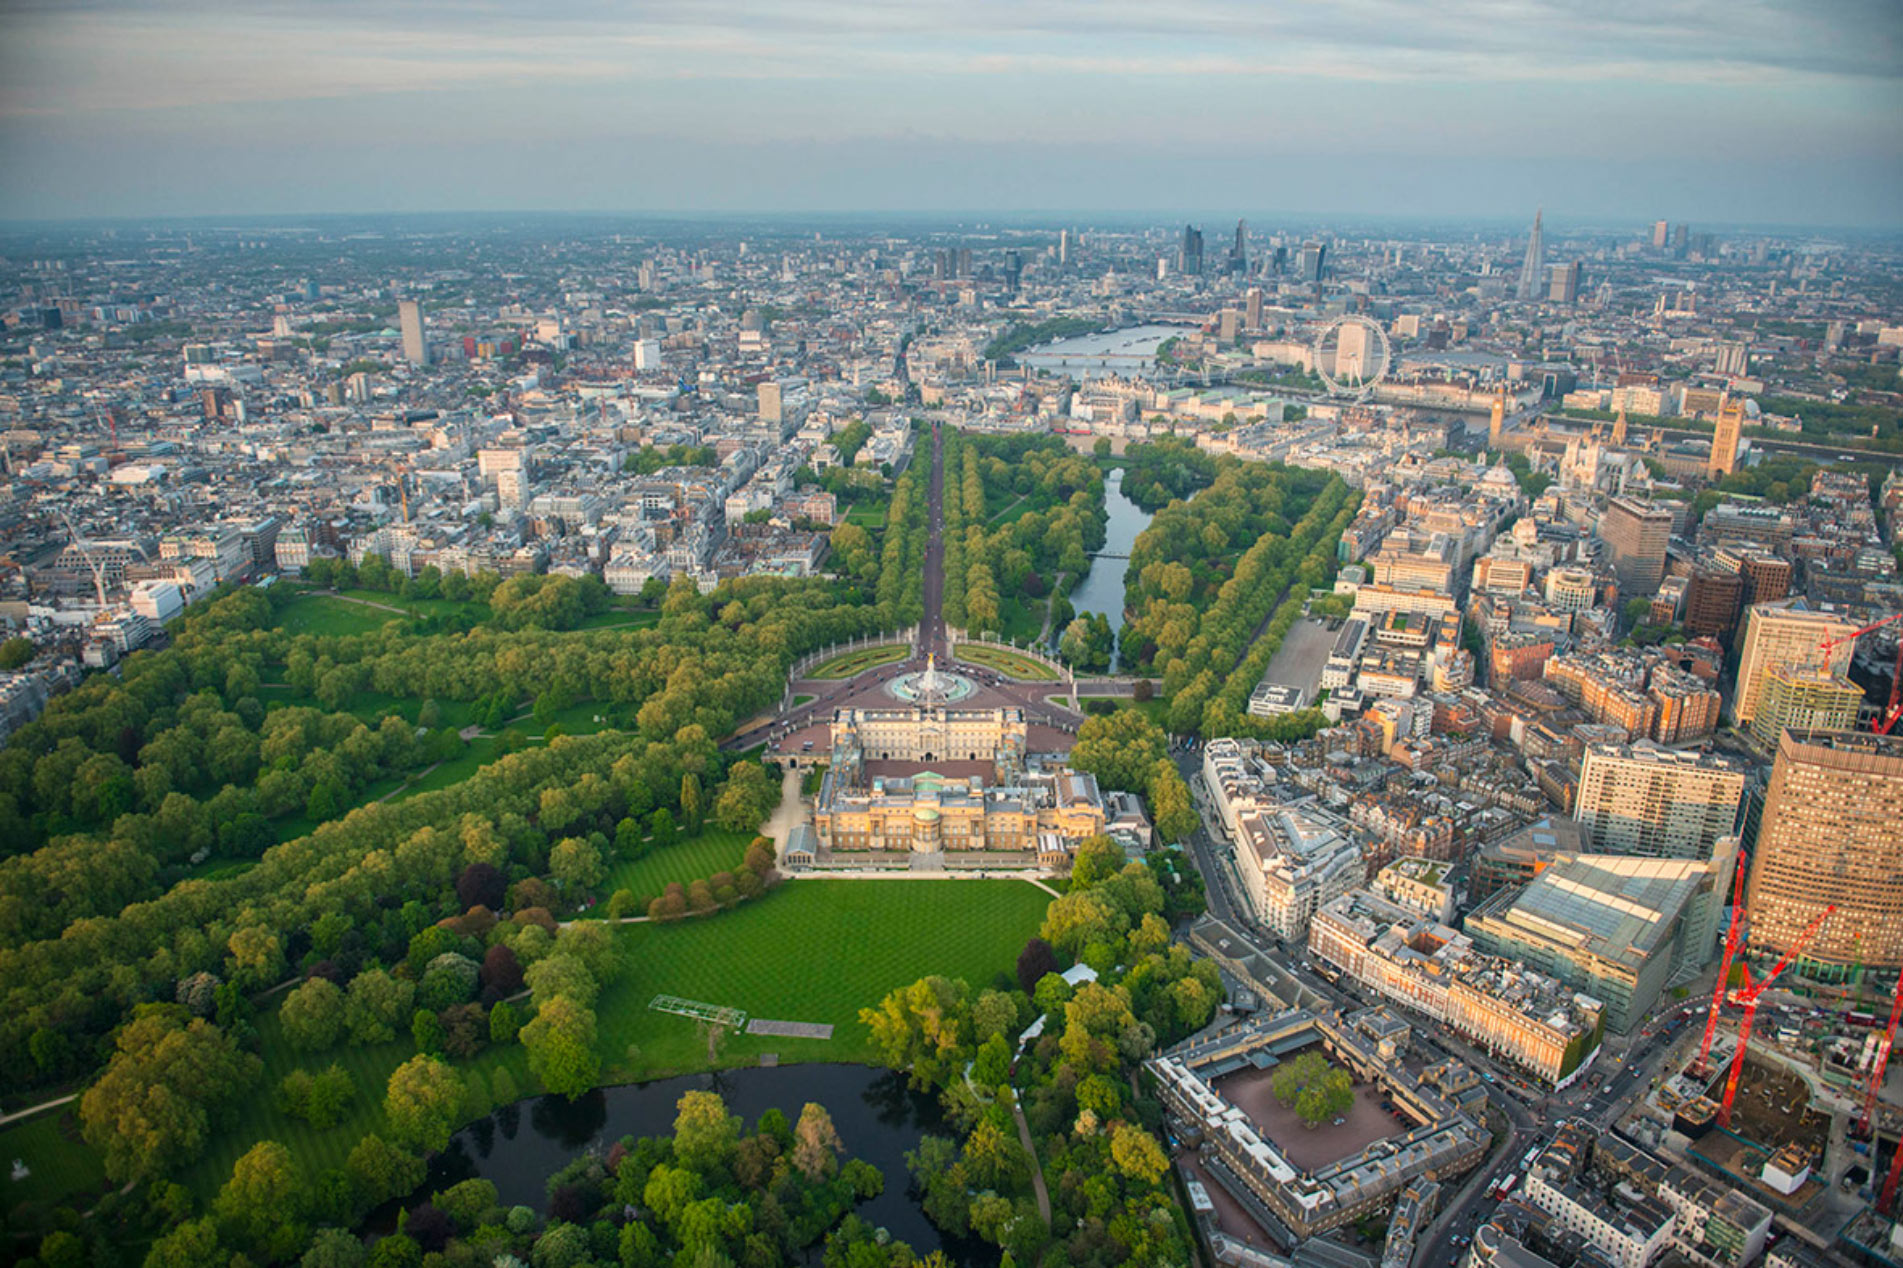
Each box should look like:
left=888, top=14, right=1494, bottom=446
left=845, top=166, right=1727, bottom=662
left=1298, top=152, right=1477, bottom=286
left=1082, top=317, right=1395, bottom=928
left=1, top=0, right=1900, bottom=227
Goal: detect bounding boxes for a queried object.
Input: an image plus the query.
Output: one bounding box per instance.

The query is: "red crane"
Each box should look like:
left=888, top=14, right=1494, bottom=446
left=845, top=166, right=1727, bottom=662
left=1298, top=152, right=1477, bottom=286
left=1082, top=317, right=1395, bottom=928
left=1717, top=904, right=1837, bottom=1130
left=1858, top=969, right=1903, bottom=1139
left=1819, top=614, right=1903, bottom=736
left=1694, top=849, right=1750, bottom=1078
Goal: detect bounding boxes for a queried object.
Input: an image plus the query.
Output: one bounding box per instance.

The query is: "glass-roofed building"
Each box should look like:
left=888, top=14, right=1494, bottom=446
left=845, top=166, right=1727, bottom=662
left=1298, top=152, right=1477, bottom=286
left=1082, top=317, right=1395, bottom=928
left=1464, top=845, right=1736, bottom=1032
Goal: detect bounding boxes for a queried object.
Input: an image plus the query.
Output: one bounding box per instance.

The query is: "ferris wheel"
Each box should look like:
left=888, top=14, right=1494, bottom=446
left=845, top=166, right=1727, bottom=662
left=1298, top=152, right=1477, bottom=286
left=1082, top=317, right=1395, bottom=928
left=1311, top=315, right=1391, bottom=401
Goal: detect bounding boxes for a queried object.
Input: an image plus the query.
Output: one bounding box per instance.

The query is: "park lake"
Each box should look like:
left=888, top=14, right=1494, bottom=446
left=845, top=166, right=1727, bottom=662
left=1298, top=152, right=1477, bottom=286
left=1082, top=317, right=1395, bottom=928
left=1065, top=467, right=1153, bottom=669
left=395, top=1063, right=989, bottom=1264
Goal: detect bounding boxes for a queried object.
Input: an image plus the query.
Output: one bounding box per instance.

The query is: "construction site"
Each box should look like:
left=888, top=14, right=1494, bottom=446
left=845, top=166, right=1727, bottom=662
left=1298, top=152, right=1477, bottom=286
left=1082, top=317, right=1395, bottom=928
left=1608, top=830, right=1903, bottom=1263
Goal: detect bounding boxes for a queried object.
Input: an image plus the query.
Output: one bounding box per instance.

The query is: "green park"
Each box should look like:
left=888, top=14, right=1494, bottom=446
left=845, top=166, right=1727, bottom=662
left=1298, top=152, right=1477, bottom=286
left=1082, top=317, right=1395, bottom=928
left=0, top=429, right=1322, bottom=1267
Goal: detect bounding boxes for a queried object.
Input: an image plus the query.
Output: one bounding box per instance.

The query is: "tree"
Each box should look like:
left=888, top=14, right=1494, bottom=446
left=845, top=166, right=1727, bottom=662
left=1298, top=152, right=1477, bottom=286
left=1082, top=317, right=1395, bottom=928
left=346, top=1133, right=425, bottom=1209
left=673, top=1089, right=742, bottom=1174
left=526, top=953, right=598, bottom=1010
left=280, top=977, right=347, bottom=1051
left=215, top=1139, right=311, bottom=1261
left=489, top=1000, right=521, bottom=1045
left=1109, top=1123, right=1168, bottom=1186
left=680, top=772, right=704, bottom=832
left=0, top=636, right=34, bottom=669
left=549, top=835, right=605, bottom=894
left=345, top=970, right=415, bottom=1044
left=1069, top=836, right=1125, bottom=889
left=79, top=1009, right=262, bottom=1183
left=457, top=861, right=507, bottom=912
left=479, top=943, right=525, bottom=1001
left=411, top=1008, right=445, bottom=1056
left=793, top=1101, right=844, bottom=1181
left=384, top=1055, right=464, bottom=1153
left=521, top=994, right=599, bottom=1099
left=419, top=953, right=480, bottom=1011
left=1016, top=937, right=1058, bottom=995
left=301, top=1227, right=367, bottom=1268
left=278, top=1064, right=356, bottom=1128
left=144, top=1217, right=223, bottom=1267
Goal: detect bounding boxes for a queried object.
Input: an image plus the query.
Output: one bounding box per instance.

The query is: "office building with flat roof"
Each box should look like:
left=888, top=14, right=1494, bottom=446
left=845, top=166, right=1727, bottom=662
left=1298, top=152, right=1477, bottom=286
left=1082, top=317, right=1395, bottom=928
left=1745, top=730, right=1903, bottom=977
left=1466, top=847, right=1734, bottom=1032
left=1573, top=743, right=1745, bottom=861
left=1602, top=498, right=1673, bottom=597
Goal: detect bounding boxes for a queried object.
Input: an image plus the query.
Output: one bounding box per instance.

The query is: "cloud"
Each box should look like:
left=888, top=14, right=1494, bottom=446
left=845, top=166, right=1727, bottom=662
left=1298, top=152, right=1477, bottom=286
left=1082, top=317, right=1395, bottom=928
left=1, top=0, right=1897, bottom=121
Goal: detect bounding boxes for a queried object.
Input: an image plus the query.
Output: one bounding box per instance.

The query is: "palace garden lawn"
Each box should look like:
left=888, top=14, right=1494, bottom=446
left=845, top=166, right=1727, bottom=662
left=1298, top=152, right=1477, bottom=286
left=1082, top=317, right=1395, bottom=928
left=1, top=875, right=1051, bottom=1208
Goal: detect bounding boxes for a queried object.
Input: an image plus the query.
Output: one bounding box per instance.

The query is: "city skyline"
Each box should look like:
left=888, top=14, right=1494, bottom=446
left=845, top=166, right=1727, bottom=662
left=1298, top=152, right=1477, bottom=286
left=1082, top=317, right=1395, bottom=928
left=1, top=0, right=1900, bottom=225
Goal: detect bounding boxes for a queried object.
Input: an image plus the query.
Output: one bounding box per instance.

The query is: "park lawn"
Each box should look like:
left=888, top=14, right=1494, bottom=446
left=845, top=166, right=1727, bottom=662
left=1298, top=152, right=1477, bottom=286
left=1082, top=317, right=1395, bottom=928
left=994, top=596, right=1046, bottom=645
left=539, top=700, right=630, bottom=735
left=169, top=1004, right=537, bottom=1204
left=594, top=879, right=1052, bottom=1081
left=808, top=645, right=908, bottom=679
left=273, top=592, right=400, bottom=638
left=792, top=694, right=815, bottom=707
left=386, top=736, right=505, bottom=804
left=843, top=498, right=889, bottom=528
left=334, top=588, right=487, bottom=623
left=1057, top=696, right=1171, bottom=728
left=1, top=1110, right=109, bottom=1210
left=955, top=644, right=1060, bottom=681
left=588, top=830, right=756, bottom=910
left=2, top=879, right=1052, bottom=1210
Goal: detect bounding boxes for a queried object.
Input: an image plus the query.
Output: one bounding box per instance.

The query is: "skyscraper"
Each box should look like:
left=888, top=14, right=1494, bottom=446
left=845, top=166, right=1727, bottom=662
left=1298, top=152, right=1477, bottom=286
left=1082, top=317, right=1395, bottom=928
left=1516, top=209, right=1544, bottom=301
left=1651, top=220, right=1670, bottom=248
left=1708, top=396, right=1744, bottom=478
left=1601, top=497, right=1673, bottom=597
left=1729, top=599, right=1859, bottom=725
left=1245, top=287, right=1263, bottom=331
left=1574, top=743, right=1746, bottom=860
left=1058, top=229, right=1070, bottom=266
left=1229, top=219, right=1248, bottom=275
left=1546, top=261, right=1580, bottom=303
left=1179, top=224, right=1204, bottom=276
left=1746, top=731, right=1903, bottom=976
left=1299, top=242, right=1326, bottom=283
left=399, top=300, right=428, bottom=366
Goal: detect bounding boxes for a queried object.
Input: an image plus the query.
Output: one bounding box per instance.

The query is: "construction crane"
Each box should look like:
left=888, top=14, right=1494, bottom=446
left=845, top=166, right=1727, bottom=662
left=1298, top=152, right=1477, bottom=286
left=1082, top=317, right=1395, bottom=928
left=1717, top=905, right=1837, bottom=1129
left=1693, top=849, right=1751, bottom=1078
left=1857, top=969, right=1903, bottom=1140
left=1820, top=614, right=1903, bottom=736
left=56, top=510, right=110, bottom=608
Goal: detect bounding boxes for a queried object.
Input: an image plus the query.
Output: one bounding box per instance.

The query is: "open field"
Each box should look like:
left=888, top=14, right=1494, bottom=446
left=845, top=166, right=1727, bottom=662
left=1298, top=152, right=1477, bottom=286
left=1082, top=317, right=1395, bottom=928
left=1055, top=695, right=1170, bottom=727
left=386, top=736, right=506, bottom=803
left=272, top=592, right=401, bottom=637
left=593, top=878, right=1051, bottom=1079
left=955, top=644, right=1060, bottom=681
left=588, top=830, right=756, bottom=910
left=2, top=1111, right=107, bottom=1209
left=0, top=879, right=1050, bottom=1209
left=808, top=644, right=909, bottom=679
left=843, top=498, right=889, bottom=528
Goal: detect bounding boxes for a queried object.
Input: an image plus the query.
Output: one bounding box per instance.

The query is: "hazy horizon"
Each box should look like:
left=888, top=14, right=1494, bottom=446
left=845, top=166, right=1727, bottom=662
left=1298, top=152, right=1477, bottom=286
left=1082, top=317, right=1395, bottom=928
left=2, top=0, right=1900, bottom=227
